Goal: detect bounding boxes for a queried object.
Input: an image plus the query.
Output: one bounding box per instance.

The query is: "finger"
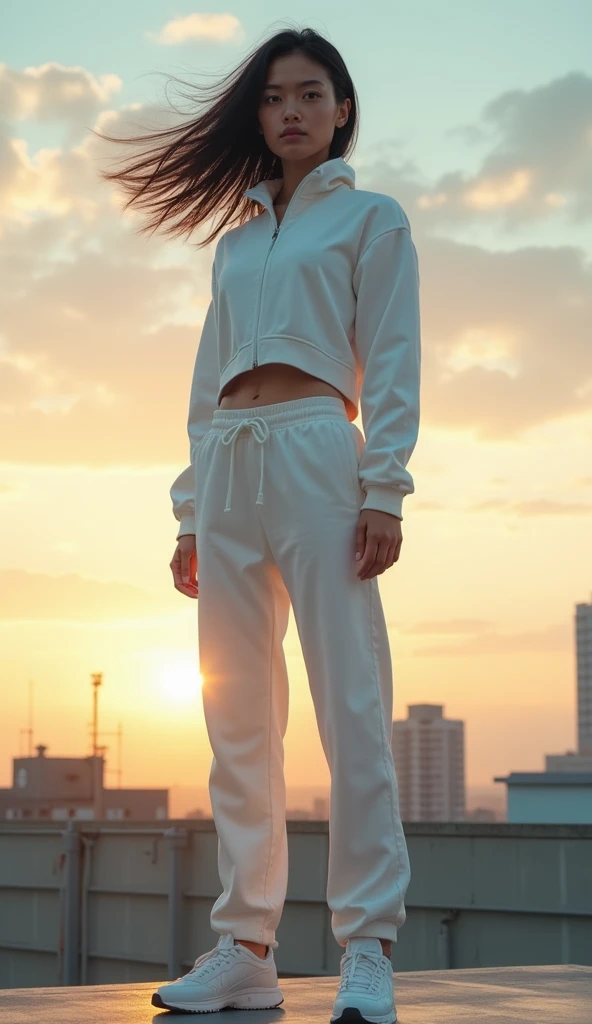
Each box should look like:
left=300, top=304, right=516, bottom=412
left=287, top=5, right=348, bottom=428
left=375, top=540, right=394, bottom=576
left=392, top=536, right=402, bottom=563
left=180, top=539, right=198, bottom=585
left=357, top=534, right=379, bottom=578
left=383, top=541, right=398, bottom=572
left=180, top=550, right=192, bottom=584
left=171, top=546, right=198, bottom=597
left=170, top=547, right=182, bottom=584
left=175, top=576, right=198, bottom=598
left=360, top=537, right=389, bottom=580
left=355, top=521, right=366, bottom=564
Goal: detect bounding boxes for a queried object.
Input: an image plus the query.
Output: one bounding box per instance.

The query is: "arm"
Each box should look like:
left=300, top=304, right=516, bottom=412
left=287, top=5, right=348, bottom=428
left=169, top=260, right=220, bottom=540
left=352, top=225, right=421, bottom=521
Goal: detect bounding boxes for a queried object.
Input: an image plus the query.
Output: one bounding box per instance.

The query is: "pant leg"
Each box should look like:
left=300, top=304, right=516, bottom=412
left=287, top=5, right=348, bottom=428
left=194, top=428, right=291, bottom=952
left=258, top=412, right=411, bottom=948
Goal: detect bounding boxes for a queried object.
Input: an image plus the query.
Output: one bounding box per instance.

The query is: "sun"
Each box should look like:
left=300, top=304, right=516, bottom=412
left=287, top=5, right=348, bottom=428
left=155, top=650, right=203, bottom=705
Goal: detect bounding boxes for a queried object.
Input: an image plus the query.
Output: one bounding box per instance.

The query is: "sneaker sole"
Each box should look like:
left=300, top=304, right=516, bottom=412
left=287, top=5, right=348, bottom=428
left=151, top=987, right=284, bottom=1013
left=330, top=1009, right=397, bottom=1024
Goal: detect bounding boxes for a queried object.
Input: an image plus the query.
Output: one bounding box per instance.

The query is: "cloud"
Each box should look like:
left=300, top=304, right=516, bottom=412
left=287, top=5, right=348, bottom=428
left=404, top=497, right=592, bottom=518
left=424, top=72, right=592, bottom=224
left=406, top=621, right=571, bottom=657
left=0, top=61, right=121, bottom=127
left=402, top=619, right=494, bottom=634
left=0, top=212, right=208, bottom=464
left=146, top=13, right=244, bottom=46
left=415, top=235, right=592, bottom=440
left=0, top=568, right=180, bottom=621
left=0, top=63, right=591, bottom=469
left=471, top=498, right=592, bottom=517
left=0, top=90, right=214, bottom=464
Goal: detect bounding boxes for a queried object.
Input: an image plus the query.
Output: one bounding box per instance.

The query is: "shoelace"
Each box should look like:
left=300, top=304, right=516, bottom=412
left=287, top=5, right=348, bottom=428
left=339, top=950, right=388, bottom=995
left=187, top=945, right=240, bottom=978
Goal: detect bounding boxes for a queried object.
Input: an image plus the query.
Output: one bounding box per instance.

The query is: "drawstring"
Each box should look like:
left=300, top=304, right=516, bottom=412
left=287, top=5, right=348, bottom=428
left=221, top=417, right=270, bottom=512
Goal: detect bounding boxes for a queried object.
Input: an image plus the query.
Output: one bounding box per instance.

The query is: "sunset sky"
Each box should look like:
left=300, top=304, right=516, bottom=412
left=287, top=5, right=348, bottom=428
left=1, top=1, right=591, bottom=815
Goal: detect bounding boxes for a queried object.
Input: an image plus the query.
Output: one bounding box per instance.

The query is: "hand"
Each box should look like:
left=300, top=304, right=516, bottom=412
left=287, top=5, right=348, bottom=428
left=170, top=534, right=198, bottom=598
left=355, top=508, right=402, bottom=580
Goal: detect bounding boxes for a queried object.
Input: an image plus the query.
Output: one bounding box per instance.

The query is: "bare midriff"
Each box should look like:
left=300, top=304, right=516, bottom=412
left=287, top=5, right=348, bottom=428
left=218, top=362, right=349, bottom=412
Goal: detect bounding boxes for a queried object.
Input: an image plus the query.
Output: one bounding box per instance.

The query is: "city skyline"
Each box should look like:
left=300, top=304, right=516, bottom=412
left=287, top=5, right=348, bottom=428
left=3, top=596, right=587, bottom=806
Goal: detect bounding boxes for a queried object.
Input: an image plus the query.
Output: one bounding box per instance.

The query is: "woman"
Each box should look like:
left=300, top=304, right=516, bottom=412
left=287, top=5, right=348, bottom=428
left=97, top=26, right=420, bottom=1024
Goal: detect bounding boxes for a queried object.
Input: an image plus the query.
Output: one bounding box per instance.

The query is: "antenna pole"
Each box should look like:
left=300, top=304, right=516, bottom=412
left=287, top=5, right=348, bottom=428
left=28, top=679, right=34, bottom=756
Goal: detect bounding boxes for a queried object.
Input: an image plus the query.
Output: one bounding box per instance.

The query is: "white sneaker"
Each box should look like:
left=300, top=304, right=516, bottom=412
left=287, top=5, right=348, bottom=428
left=330, top=937, right=397, bottom=1024
left=151, top=932, right=284, bottom=1013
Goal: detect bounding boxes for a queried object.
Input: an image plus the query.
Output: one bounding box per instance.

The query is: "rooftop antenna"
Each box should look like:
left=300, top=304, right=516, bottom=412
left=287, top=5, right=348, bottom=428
left=101, top=723, right=124, bottom=789
left=90, top=672, right=102, bottom=757
left=19, top=679, right=34, bottom=757
left=89, top=673, right=123, bottom=788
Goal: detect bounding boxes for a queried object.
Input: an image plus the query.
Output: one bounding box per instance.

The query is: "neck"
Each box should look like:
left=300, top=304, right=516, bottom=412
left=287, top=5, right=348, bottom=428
left=276, top=151, right=329, bottom=205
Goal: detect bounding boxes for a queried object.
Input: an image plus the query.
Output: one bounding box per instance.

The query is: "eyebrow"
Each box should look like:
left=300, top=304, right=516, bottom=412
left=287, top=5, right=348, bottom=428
left=262, top=79, right=325, bottom=89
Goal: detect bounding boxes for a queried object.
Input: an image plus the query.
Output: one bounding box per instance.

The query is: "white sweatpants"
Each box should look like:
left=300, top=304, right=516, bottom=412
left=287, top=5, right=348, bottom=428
left=194, top=396, right=411, bottom=951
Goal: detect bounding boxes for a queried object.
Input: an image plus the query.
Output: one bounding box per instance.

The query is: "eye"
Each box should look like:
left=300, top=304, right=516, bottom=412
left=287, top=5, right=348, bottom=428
left=263, top=92, right=321, bottom=104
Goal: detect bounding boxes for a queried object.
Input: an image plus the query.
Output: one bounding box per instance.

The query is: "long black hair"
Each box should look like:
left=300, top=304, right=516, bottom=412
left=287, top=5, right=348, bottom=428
left=91, top=25, right=359, bottom=250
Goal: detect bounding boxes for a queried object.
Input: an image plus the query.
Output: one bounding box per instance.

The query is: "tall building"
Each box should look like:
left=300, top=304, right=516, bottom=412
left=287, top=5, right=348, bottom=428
left=542, top=597, right=592, bottom=773
left=391, top=704, right=465, bottom=822
left=495, top=596, right=592, bottom=823
left=576, top=599, right=592, bottom=755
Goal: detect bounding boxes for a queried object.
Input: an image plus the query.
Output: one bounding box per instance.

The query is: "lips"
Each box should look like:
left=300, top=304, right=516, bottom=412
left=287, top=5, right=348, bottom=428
left=281, top=129, right=305, bottom=137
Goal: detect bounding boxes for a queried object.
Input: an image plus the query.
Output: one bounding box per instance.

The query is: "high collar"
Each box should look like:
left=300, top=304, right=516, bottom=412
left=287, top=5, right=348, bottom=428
left=243, top=156, right=355, bottom=216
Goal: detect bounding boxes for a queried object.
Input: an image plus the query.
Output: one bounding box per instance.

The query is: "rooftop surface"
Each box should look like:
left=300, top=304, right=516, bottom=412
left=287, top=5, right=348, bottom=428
left=2, top=964, right=591, bottom=1023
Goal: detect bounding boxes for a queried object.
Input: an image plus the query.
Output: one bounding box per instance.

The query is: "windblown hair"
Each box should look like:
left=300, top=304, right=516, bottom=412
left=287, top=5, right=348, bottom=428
left=91, top=26, right=359, bottom=250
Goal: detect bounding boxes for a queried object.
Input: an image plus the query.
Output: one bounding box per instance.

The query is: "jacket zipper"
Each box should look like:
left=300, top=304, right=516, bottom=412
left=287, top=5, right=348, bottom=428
left=251, top=170, right=318, bottom=368
left=252, top=225, right=279, bottom=368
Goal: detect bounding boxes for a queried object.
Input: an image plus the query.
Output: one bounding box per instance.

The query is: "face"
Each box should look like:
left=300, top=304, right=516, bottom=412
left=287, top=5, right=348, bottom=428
left=258, top=51, right=351, bottom=165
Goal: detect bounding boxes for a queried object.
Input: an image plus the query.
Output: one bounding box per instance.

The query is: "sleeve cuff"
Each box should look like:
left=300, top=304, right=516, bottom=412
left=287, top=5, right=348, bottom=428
left=361, top=485, right=406, bottom=520
left=175, top=514, right=196, bottom=540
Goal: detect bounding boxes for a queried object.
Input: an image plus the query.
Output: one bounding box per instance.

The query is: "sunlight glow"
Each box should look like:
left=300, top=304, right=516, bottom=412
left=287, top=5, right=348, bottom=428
left=154, top=650, right=203, bottom=704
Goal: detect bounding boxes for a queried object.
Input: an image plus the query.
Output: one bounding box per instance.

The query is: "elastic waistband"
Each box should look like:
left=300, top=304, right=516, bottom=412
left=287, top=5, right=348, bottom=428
left=210, top=395, right=349, bottom=432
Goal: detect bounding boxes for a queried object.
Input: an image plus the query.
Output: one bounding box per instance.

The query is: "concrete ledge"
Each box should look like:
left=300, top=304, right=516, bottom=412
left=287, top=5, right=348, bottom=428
left=3, top=820, right=592, bottom=838
left=1, top=964, right=591, bottom=1022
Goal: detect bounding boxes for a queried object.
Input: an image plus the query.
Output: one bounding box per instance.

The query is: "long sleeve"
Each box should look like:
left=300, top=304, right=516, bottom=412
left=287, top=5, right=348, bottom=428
left=352, top=225, right=421, bottom=521
left=169, top=261, right=220, bottom=540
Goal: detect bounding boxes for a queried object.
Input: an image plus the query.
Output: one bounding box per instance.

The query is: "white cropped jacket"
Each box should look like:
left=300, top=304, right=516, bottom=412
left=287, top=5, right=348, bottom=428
left=171, top=156, right=421, bottom=537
